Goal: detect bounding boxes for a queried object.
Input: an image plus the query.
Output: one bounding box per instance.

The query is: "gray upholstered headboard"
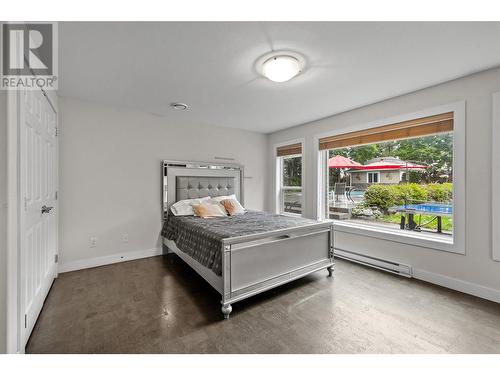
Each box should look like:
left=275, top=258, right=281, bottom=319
left=176, top=176, right=235, bottom=201
left=162, top=160, right=243, bottom=218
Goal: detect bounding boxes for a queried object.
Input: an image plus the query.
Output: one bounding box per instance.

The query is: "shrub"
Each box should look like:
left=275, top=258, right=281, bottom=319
left=363, top=183, right=453, bottom=211
left=363, top=184, right=396, bottom=210
left=391, top=183, right=428, bottom=205
left=425, top=183, right=453, bottom=202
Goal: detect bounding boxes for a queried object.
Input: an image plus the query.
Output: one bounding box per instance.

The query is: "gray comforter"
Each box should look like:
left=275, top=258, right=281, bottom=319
left=161, top=210, right=316, bottom=276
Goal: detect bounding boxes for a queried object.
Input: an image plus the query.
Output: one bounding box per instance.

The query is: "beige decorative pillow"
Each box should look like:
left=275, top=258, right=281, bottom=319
left=219, top=199, right=246, bottom=216
left=192, top=202, right=228, bottom=218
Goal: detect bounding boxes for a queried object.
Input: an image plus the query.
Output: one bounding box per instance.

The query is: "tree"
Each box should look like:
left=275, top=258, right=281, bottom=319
left=283, top=156, right=302, bottom=187
left=389, top=134, right=453, bottom=183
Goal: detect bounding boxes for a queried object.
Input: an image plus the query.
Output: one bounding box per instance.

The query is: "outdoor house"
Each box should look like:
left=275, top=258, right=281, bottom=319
left=349, top=157, right=427, bottom=188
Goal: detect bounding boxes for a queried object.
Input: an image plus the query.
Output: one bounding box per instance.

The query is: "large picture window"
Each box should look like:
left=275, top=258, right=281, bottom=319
left=277, top=142, right=303, bottom=216
left=321, top=112, right=454, bottom=242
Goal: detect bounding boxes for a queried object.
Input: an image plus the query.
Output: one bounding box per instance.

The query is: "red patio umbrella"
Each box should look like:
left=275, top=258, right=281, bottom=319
left=328, top=155, right=363, bottom=169
left=328, top=155, right=363, bottom=189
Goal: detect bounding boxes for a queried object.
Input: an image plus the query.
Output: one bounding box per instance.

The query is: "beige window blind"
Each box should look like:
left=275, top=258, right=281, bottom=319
left=277, top=142, right=302, bottom=157
left=319, top=112, right=454, bottom=151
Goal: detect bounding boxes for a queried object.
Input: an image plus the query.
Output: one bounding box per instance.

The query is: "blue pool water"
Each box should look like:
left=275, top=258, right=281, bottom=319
left=397, top=203, right=453, bottom=215
left=349, top=190, right=365, bottom=197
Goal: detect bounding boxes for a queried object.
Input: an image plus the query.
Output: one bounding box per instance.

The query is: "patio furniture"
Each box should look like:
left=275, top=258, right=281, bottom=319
left=328, top=155, right=363, bottom=192
left=283, top=190, right=302, bottom=214
left=394, top=203, right=452, bottom=233
left=284, top=201, right=302, bottom=214
left=334, top=183, right=346, bottom=202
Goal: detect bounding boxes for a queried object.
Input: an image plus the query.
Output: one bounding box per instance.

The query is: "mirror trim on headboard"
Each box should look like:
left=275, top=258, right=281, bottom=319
left=162, top=160, right=244, bottom=219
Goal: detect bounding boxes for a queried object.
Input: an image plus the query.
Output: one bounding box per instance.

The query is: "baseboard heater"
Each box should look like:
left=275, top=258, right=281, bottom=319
left=334, top=248, right=413, bottom=278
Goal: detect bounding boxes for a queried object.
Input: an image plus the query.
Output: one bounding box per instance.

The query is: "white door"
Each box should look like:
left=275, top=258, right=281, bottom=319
left=19, top=87, right=58, bottom=346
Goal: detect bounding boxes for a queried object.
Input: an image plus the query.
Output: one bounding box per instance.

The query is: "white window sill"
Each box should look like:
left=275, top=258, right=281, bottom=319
left=332, top=220, right=464, bottom=255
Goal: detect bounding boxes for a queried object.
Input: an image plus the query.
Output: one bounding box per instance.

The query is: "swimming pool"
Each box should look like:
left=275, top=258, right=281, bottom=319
left=396, top=203, right=453, bottom=216
left=349, top=190, right=365, bottom=198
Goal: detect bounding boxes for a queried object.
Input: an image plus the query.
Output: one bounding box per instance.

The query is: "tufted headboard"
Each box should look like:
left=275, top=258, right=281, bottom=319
left=162, top=160, right=243, bottom=218
left=176, top=176, right=235, bottom=201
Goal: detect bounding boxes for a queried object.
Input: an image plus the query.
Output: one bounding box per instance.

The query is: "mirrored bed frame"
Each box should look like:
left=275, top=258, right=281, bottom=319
left=161, top=160, right=334, bottom=318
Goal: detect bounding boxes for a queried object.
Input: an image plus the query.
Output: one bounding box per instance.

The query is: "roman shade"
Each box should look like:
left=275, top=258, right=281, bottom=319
left=276, top=142, right=302, bottom=157
left=319, top=112, right=454, bottom=151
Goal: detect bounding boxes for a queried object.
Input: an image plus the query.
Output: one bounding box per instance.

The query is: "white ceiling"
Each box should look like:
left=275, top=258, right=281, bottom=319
left=59, top=22, right=500, bottom=133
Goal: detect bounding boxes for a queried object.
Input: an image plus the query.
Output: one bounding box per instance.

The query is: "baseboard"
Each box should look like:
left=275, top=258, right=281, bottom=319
left=413, top=268, right=500, bottom=304
left=335, top=248, right=412, bottom=278
left=58, top=247, right=164, bottom=273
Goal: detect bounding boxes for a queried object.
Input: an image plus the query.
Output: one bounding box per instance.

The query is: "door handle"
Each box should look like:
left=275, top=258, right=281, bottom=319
left=41, top=205, right=54, bottom=214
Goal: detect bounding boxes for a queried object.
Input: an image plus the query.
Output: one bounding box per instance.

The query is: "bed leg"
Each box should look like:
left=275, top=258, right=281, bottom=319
left=327, top=265, right=334, bottom=277
left=221, top=304, right=232, bottom=319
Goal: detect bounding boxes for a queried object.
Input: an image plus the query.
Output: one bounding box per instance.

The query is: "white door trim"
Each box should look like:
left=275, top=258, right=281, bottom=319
left=6, top=90, right=20, bottom=353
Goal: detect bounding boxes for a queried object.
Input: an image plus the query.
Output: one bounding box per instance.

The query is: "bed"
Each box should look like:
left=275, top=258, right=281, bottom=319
left=161, top=160, right=334, bottom=318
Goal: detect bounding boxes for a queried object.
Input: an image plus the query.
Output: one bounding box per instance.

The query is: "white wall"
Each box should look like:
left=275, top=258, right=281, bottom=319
left=0, top=91, right=7, bottom=353
left=58, top=97, right=267, bottom=269
left=268, top=67, right=500, bottom=301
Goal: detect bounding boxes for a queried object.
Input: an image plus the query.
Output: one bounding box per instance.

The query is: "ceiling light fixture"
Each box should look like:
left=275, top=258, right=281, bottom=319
left=257, top=51, right=305, bottom=83
left=171, top=102, right=189, bottom=110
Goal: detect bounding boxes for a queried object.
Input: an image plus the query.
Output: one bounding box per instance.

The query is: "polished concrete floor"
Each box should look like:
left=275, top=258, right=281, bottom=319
left=26, top=255, right=500, bottom=353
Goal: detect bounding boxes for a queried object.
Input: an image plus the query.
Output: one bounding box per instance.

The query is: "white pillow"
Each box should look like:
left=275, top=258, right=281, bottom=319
left=210, top=194, right=237, bottom=203
left=170, top=196, right=211, bottom=216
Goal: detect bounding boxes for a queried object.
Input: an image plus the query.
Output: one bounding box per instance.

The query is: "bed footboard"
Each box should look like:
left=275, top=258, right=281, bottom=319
left=220, top=221, right=334, bottom=318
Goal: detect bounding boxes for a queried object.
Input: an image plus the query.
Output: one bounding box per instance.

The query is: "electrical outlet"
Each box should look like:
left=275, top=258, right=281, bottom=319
left=89, top=237, right=97, bottom=248
left=121, top=233, right=129, bottom=243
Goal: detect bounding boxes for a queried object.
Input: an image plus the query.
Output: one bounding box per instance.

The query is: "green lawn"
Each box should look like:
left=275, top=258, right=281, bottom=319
left=379, top=213, right=453, bottom=232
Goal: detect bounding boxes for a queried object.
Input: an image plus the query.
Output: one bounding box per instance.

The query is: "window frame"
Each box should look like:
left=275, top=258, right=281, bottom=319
left=367, top=171, right=380, bottom=184
left=493, top=91, right=500, bottom=262
left=274, top=139, right=305, bottom=217
left=315, top=101, right=466, bottom=254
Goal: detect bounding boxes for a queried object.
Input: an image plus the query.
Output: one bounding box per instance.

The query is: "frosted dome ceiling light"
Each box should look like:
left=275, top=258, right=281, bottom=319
left=262, top=55, right=302, bottom=82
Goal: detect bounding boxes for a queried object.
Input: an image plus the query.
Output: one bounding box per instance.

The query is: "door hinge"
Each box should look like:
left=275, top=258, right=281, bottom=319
left=24, top=314, right=27, bottom=328
left=24, top=197, right=28, bottom=211
left=55, top=127, right=58, bottom=137
left=55, top=191, right=58, bottom=200
left=55, top=254, right=59, bottom=263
